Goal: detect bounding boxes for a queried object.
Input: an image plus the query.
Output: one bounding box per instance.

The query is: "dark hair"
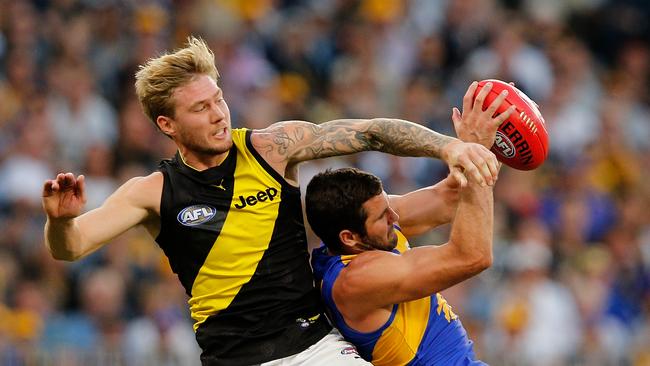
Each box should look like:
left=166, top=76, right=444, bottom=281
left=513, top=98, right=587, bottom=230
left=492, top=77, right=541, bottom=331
left=305, top=168, right=383, bottom=253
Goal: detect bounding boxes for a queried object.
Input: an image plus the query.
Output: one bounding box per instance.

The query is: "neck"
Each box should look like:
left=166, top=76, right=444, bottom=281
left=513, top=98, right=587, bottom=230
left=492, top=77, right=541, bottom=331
left=353, top=242, right=374, bottom=253
left=178, top=148, right=229, bottom=171
left=326, top=246, right=348, bottom=256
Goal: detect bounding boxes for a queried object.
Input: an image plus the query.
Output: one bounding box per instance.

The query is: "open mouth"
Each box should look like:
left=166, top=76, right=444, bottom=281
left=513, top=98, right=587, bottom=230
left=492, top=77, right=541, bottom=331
left=213, top=127, right=227, bottom=138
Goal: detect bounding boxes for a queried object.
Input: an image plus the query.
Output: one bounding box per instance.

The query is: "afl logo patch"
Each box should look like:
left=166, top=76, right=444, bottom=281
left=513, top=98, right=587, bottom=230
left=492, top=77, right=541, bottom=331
left=177, top=205, right=217, bottom=226
left=493, top=131, right=516, bottom=158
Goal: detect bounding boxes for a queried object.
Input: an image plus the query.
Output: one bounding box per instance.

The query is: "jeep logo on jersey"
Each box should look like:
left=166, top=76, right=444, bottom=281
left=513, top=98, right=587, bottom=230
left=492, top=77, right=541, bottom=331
left=493, top=131, right=516, bottom=158
left=234, top=187, right=278, bottom=209
left=177, top=205, right=217, bottom=226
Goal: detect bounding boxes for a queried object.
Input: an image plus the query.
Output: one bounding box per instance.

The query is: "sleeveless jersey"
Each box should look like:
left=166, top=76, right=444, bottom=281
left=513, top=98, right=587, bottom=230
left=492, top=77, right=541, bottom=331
left=312, top=227, right=485, bottom=366
left=156, top=129, right=331, bottom=365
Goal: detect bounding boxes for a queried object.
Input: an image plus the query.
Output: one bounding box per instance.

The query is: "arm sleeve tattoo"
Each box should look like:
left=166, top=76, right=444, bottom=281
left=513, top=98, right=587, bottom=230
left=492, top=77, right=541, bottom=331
left=255, top=118, right=457, bottom=164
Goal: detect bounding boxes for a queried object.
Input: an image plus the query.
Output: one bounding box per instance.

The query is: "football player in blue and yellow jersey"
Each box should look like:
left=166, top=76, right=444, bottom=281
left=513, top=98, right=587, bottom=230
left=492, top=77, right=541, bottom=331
left=307, top=83, right=510, bottom=365
left=308, top=166, right=493, bottom=366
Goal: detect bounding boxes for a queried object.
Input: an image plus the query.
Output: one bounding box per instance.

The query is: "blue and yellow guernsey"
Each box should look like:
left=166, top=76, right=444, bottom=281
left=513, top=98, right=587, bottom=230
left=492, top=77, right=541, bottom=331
left=156, top=129, right=330, bottom=365
left=312, top=227, right=486, bottom=366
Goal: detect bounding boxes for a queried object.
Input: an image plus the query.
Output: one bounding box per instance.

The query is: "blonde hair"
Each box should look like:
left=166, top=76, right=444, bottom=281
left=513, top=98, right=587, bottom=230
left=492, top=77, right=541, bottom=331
left=134, top=36, right=220, bottom=125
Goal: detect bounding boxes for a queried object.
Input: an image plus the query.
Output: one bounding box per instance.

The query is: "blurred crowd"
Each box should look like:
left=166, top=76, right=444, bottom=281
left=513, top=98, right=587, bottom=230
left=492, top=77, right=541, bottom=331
left=0, top=0, right=649, bottom=365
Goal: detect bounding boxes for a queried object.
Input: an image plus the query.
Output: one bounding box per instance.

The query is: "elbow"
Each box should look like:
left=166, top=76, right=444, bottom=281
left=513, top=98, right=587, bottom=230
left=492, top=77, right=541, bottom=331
left=469, top=249, right=493, bottom=274
left=472, top=252, right=493, bottom=273
left=454, top=241, right=493, bottom=275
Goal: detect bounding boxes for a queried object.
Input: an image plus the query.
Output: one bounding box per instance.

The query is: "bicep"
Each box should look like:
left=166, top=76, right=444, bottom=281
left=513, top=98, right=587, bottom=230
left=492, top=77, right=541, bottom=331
left=335, top=253, right=413, bottom=314
left=337, top=251, right=433, bottom=310
left=338, top=246, right=475, bottom=310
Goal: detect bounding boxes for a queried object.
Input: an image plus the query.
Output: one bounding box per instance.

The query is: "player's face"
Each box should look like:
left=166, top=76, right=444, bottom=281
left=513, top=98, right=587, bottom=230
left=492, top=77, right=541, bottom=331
left=359, top=192, right=399, bottom=251
left=170, top=74, right=232, bottom=155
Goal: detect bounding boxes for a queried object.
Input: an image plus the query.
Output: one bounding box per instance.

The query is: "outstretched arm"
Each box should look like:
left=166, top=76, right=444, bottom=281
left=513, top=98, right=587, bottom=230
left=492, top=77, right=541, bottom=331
left=255, top=118, right=454, bottom=161
left=252, top=118, right=498, bottom=187
left=43, top=172, right=161, bottom=261
left=251, top=82, right=513, bottom=187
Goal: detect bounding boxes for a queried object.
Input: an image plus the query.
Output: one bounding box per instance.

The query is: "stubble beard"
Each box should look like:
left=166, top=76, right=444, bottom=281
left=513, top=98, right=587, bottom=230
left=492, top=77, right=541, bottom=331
left=361, top=230, right=398, bottom=252
left=180, top=130, right=233, bottom=156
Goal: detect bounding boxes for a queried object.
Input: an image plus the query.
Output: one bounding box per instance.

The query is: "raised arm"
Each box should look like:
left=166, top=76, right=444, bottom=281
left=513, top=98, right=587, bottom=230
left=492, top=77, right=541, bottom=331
left=43, top=172, right=162, bottom=261
left=251, top=82, right=514, bottom=187
left=251, top=118, right=498, bottom=187
left=334, top=178, right=493, bottom=321
left=254, top=118, right=454, bottom=161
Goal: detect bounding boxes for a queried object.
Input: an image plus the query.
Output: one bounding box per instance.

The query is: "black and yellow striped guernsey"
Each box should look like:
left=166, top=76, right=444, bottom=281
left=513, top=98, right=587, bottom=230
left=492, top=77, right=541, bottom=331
left=156, top=128, right=331, bottom=365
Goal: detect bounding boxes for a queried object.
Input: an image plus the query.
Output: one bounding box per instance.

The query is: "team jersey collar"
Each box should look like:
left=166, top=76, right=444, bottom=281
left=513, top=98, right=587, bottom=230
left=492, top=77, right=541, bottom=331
left=312, top=245, right=342, bottom=281
left=173, top=147, right=237, bottom=185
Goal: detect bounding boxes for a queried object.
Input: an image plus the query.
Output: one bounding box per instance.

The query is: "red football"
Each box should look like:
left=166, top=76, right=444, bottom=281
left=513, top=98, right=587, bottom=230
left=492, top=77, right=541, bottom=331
left=474, top=79, right=549, bottom=170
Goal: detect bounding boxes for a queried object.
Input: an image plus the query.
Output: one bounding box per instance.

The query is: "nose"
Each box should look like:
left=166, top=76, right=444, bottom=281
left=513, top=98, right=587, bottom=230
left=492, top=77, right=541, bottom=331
left=209, top=101, right=226, bottom=122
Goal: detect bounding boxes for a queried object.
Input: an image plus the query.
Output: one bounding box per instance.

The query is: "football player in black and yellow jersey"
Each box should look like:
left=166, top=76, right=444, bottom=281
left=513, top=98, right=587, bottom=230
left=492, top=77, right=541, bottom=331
left=42, top=37, right=505, bottom=365
left=306, top=86, right=511, bottom=366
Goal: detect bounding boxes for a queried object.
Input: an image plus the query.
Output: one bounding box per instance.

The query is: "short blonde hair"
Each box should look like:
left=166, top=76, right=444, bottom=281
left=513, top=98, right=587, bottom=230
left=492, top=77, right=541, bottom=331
left=135, top=36, right=220, bottom=125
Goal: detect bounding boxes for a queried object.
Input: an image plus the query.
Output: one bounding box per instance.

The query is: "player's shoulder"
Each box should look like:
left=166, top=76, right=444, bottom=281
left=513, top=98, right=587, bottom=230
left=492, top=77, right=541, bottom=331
left=249, top=120, right=311, bottom=141
left=350, top=250, right=396, bottom=264
left=334, top=250, right=403, bottom=313
left=249, top=124, right=277, bottom=145
left=340, top=251, right=399, bottom=285
left=113, top=172, right=163, bottom=210
left=121, top=172, right=163, bottom=189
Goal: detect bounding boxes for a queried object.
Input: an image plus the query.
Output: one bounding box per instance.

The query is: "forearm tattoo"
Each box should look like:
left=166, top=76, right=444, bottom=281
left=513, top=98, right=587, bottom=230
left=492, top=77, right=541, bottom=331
left=256, top=119, right=455, bottom=163
left=365, top=118, right=455, bottom=158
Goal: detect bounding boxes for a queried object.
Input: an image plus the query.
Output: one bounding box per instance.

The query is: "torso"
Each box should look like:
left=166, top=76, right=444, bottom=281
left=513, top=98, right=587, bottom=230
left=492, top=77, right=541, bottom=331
left=153, top=128, right=330, bottom=365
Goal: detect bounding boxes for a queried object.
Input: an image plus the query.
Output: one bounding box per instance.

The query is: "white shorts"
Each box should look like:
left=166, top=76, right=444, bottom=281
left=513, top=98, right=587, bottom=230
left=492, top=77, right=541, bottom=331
left=260, top=328, right=371, bottom=366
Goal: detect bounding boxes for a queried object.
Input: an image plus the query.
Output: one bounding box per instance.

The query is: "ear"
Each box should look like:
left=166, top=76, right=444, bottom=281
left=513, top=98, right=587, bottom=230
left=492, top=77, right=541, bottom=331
left=339, top=229, right=363, bottom=251
left=156, top=115, right=176, bottom=137
left=339, top=230, right=356, bottom=246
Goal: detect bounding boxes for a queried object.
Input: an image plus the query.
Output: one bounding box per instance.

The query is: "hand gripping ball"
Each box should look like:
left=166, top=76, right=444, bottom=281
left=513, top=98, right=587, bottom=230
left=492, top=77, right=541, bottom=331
left=474, top=79, right=549, bottom=170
